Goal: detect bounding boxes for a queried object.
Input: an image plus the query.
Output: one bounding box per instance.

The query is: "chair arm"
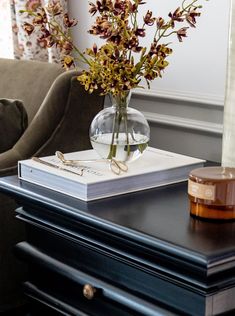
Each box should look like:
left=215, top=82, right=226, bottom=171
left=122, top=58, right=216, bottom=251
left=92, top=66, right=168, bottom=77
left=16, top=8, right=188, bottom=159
left=0, top=70, right=77, bottom=172
left=0, top=70, right=104, bottom=173
left=0, top=149, right=21, bottom=176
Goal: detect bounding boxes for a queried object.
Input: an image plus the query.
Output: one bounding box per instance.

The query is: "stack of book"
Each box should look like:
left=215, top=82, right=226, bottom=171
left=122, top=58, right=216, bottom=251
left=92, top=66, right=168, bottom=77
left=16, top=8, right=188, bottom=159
left=18, top=147, right=205, bottom=201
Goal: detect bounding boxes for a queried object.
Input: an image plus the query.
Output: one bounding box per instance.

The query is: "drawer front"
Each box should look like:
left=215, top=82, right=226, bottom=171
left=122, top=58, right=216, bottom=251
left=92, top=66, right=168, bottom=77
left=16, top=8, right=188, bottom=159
left=16, top=241, right=177, bottom=316
left=16, top=208, right=208, bottom=316
left=24, top=281, right=133, bottom=316
left=24, top=282, right=90, bottom=316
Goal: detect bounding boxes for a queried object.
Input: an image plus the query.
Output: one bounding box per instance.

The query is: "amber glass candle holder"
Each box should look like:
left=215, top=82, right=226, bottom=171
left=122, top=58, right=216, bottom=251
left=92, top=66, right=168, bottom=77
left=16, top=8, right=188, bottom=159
left=188, top=166, right=235, bottom=221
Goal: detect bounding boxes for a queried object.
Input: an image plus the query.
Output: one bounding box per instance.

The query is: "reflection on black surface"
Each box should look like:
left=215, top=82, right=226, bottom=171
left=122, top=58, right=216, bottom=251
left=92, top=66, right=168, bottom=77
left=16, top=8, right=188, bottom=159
left=3, top=176, right=235, bottom=257
left=188, top=217, right=235, bottom=253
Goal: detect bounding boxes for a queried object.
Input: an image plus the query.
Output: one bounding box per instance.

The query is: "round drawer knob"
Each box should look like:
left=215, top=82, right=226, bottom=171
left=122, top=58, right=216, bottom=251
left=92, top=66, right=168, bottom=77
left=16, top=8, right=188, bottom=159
left=83, top=284, right=96, bottom=300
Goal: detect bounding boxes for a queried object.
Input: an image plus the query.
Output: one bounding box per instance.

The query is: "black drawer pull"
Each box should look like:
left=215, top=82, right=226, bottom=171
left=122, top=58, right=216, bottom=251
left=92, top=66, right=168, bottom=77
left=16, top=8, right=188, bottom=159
left=83, top=284, right=96, bottom=300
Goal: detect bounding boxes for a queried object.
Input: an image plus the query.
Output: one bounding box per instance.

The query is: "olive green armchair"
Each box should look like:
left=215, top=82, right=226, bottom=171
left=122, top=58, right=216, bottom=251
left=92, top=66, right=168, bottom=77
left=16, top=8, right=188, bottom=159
left=0, top=58, right=104, bottom=312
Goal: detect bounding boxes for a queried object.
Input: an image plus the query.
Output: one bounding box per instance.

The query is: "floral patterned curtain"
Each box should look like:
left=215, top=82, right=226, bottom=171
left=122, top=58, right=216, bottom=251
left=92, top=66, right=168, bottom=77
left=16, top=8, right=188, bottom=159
left=10, top=0, right=68, bottom=62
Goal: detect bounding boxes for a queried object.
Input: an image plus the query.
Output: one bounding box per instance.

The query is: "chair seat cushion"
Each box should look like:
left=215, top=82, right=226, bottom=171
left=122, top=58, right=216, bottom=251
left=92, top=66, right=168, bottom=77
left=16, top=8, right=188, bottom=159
left=0, top=99, right=28, bottom=153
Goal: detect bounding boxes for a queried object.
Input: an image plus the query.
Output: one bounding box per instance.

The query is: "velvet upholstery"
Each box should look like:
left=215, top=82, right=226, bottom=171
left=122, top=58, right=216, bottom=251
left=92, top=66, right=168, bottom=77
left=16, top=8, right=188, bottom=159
left=0, top=99, right=28, bottom=153
left=0, top=58, right=104, bottom=312
left=0, top=58, right=64, bottom=122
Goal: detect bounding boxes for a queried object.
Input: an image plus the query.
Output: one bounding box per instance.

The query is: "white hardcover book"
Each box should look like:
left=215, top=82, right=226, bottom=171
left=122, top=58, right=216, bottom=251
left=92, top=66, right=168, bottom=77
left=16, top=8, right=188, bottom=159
left=18, top=147, right=205, bottom=201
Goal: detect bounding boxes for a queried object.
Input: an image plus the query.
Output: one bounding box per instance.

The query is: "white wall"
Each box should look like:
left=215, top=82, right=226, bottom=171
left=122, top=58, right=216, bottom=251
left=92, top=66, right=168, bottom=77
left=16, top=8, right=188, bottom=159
left=69, top=0, right=230, bottom=103
left=68, top=0, right=231, bottom=161
left=143, top=0, right=230, bottom=105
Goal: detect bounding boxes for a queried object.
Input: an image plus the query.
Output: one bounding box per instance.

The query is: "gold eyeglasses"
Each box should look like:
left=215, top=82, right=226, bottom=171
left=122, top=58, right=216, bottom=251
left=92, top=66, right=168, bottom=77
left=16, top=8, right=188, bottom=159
left=55, top=151, right=128, bottom=175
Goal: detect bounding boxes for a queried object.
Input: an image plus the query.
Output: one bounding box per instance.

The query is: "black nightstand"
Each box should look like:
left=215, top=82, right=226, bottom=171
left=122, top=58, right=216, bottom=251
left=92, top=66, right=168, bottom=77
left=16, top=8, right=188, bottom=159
left=0, top=176, right=235, bottom=316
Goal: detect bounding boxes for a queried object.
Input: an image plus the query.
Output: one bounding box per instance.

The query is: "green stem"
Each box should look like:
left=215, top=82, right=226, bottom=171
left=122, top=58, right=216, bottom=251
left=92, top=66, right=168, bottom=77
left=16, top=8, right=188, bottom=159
left=154, top=24, right=171, bottom=44
left=107, top=92, right=131, bottom=160
left=133, top=0, right=140, bottom=28
left=154, top=0, right=199, bottom=44
left=23, top=9, right=90, bottom=65
left=162, top=31, right=177, bottom=38
left=123, top=109, right=130, bottom=157
left=182, top=0, right=199, bottom=11
left=49, top=17, right=91, bottom=65
left=107, top=108, right=118, bottom=159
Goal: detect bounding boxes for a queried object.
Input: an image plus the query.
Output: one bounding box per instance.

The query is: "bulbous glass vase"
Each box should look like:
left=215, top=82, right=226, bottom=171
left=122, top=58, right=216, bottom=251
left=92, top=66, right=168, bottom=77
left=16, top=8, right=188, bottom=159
left=90, top=91, right=150, bottom=162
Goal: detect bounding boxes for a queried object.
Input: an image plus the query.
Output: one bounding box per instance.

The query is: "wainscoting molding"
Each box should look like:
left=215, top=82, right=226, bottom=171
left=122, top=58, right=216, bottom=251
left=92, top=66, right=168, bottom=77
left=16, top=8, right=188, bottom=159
left=133, top=88, right=224, bottom=107
left=131, top=89, right=224, bottom=162
left=142, top=112, right=223, bottom=136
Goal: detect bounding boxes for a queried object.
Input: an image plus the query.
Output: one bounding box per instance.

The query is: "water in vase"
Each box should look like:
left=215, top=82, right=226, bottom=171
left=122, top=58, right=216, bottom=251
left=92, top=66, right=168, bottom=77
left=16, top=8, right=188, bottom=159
left=90, top=133, right=149, bottom=162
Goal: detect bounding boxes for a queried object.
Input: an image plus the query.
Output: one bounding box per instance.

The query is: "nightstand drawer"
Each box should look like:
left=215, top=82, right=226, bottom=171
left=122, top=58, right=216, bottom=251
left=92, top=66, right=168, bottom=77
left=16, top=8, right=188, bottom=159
left=16, top=210, right=207, bottom=316
left=16, top=242, right=176, bottom=316
left=17, top=205, right=234, bottom=316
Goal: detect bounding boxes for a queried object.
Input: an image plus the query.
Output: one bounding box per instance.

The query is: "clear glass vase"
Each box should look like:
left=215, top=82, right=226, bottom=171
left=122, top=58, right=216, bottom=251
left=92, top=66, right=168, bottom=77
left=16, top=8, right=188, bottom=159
left=89, top=91, right=150, bottom=162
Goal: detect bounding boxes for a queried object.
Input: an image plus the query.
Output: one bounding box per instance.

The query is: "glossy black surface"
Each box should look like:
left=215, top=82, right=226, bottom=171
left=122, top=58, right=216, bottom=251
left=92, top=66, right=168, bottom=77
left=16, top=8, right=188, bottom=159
left=1, top=176, right=235, bottom=259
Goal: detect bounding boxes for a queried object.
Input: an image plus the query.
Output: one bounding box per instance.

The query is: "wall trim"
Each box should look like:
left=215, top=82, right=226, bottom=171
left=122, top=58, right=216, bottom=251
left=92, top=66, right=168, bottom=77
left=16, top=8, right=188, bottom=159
left=143, top=111, right=223, bottom=136
left=133, top=88, right=224, bottom=107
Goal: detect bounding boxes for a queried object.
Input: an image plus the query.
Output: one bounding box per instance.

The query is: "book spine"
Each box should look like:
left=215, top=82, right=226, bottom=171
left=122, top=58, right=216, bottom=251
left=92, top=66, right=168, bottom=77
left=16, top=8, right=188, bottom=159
left=18, top=162, right=88, bottom=201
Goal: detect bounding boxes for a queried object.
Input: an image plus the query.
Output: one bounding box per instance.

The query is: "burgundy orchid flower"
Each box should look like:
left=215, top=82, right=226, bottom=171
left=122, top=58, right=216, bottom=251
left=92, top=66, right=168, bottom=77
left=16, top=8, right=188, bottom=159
left=177, top=27, right=189, bottom=42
